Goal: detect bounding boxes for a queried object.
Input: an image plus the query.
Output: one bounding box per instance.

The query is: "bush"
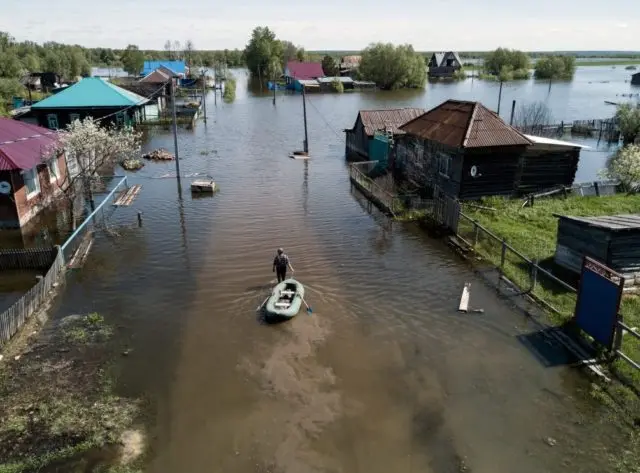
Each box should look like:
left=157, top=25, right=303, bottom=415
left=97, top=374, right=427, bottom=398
left=223, top=76, right=236, bottom=102
left=330, top=79, right=344, bottom=93
left=604, top=144, right=640, bottom=192
left=616, top=103, right=640, bottom=145
left=452, top=69, right=467, bottom=81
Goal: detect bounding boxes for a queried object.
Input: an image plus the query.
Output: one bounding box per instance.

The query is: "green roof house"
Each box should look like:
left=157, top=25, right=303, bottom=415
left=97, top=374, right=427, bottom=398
left=28, top=77, right=150, bottom=130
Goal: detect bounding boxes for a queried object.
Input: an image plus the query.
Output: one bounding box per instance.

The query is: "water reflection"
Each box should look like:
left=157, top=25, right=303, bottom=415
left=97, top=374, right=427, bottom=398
left=302, top=160, right=309, bottom=215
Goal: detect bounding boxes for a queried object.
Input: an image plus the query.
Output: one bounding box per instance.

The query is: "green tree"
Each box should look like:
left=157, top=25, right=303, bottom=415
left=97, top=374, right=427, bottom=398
left=616, top=103, right=640, bottom=145
left=244, top=26, right=283, bottom=79
left=534, top=55, right=576, bottom=80
left=281, top=41, right=298, bottom=64
left=484, top=48, right=530, bottom=79
left=22, top=53, right=40, bottom=73
left=330, top=78, right=344, bottom=93
left=42, top=51, right=61, bottom=75
left=321, top=55, right=338, bottom=76
left=121, top=45, right=144, bottom=76
left=359, top=43, right=426, bottom=90
left=0, top=52, right=23, bottom=78
left=296, top=48, right=306, bottom=62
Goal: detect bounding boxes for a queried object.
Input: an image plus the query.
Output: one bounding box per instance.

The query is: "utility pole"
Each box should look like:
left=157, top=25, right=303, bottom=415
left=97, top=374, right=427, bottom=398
left=273, top=72, right=276, bottom=106
left=302, top=85, right=309, bottom=154
left=201, top=70, right=207, bottom=123
left=509, top=100, right=516, bottom=126
left=497, top=80, right=504, bottom=116
left=170, top=81, right=180, bottom=178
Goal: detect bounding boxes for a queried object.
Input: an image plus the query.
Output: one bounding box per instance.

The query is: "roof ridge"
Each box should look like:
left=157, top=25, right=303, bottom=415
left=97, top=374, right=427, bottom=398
left=461, top=102, right=478, bottom=148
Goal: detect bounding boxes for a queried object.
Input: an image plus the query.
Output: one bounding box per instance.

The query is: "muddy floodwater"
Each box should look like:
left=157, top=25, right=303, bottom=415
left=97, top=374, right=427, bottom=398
left=45, top=69, right=635, bottom=472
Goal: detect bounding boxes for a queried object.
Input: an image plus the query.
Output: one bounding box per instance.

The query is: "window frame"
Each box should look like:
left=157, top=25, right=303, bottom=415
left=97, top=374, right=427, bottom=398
left=22, top=166, right=41, bottom=199
left=47, top=113, right=58, bottom=129
left=48, top=156, right=60, bottom=183
left=438, top=152, right=453, bottom=179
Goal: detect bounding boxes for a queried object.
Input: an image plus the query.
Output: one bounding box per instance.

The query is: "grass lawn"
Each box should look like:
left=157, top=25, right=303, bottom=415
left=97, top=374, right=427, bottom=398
left=459, top=194, right=640, bottom=393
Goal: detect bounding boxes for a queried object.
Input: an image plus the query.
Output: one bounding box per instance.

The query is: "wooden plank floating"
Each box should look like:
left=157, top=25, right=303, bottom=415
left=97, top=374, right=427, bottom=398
left=113, top=184, right=142, bottom=207
left=458, top=282, right=471, bottom=312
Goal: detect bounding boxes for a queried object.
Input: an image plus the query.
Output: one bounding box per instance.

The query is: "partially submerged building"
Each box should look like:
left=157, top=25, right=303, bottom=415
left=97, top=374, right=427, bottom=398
left=632, top=72, right=640, bottom=86
left=344, top=108, right=426, bottom=160
left=394, top=100, right=583, bottom=199
left=0, top=119, right=67, bottom=229
left=427, top=52, right=463, bottom=78
left=284, top=61, right=325, bottom=91
left=25, top=77, right=149, bottom=130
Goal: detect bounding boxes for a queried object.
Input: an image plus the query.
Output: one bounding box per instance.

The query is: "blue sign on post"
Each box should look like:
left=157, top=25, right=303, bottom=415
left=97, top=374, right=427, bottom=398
left=574, top=257, right=624, bottom=350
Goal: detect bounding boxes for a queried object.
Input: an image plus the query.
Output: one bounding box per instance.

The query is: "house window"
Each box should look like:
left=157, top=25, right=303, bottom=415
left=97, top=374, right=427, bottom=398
left=70, top=113, right=80, bottom=123
left=23, top=167, right=41, bottom=198
left=48, top=157, right=60, bottom=182
left=47, top=114, right=58, bottom=129
left=116, top=112, right=125, bottom=127
left=438, top=153, right=452, bottom=178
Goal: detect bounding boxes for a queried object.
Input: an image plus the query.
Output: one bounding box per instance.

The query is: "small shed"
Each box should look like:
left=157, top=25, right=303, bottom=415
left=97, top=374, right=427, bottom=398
left=632, top=72, right=640, bottom=86
left=344, top=108, right=426, bottom=160
left=428, top=52, right=463, bottom=78
left=554, top=214, right=640, bottom=286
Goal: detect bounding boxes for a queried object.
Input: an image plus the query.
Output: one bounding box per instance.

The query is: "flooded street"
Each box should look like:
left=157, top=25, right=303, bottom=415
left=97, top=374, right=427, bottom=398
left=46, top=69, right=633, bottom=472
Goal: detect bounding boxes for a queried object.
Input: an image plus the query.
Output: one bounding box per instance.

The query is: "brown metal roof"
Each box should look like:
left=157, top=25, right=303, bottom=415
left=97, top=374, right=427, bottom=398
left=358, top=108, right=427, bottom=136
left=399, top=100, right=531, bottom=148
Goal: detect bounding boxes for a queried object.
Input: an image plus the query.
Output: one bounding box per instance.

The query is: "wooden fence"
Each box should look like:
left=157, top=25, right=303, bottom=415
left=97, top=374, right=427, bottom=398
left=349, top=162, right=399, bottom=216
left=0, top=246, right=65, bottom=344
left=516, top=118, right=620, bottom=142
left=0, top=247, right=58, bottom=271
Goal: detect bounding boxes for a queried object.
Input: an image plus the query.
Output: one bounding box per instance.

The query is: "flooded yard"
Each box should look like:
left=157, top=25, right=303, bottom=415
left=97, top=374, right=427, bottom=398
left=6, top=66, right=639, bottom=472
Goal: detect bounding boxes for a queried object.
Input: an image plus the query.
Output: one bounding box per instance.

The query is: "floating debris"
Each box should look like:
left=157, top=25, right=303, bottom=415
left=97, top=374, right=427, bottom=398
left=142, top=148, right=174, bottom=161
left=120, top=158, right=144, bottom=171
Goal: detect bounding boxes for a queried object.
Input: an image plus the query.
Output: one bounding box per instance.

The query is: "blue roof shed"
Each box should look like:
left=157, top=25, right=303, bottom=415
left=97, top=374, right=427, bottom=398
left=142, top=60, right=186, bottom=76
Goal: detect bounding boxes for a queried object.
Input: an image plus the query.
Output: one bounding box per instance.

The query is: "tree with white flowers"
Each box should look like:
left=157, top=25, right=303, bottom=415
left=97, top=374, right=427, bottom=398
left=46, top=117, right=141, bottom=227
left=604, top=145, right=640, bottom=193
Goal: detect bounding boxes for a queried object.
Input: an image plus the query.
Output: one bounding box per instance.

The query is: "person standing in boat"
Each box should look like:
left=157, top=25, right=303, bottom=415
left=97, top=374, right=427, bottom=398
left=273, top=248, right=294, bottom=283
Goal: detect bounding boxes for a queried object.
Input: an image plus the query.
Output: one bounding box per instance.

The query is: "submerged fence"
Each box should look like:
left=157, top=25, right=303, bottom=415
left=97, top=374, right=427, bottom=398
left=0, top=176, right=130, bottom=346
left=0, top=247, right=58, bottom=271
left=0, top=246, right=64, bottom=344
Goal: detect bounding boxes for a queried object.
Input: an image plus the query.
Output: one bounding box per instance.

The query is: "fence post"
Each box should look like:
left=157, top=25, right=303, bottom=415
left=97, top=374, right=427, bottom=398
left=530, top=258, right=538, bottom=292
left=473, top=221, right=479, bottom=247
left=500, top=238, right=507, bottom=278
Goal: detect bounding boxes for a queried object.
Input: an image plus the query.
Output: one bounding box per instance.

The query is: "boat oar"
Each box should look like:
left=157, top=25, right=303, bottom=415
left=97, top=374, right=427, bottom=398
left=256, top=295, right=269, bottom=312
left=301, top=296, right=313, bottom=314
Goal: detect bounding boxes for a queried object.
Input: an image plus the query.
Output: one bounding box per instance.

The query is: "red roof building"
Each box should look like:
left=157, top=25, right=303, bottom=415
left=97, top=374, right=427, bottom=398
left=285, top=61, right=325, bottom=80
left=0, top=118, right=68, bottom=229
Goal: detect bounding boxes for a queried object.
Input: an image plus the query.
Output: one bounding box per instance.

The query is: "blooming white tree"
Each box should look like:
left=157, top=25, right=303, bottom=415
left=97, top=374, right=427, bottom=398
left=46, top=117, right=142, bottom=227
left=604, top=145, right=640, bottom=192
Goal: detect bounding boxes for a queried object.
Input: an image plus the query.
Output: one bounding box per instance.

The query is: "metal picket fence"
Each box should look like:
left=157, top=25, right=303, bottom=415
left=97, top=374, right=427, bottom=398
left=0, top=246, right=65, bottom=344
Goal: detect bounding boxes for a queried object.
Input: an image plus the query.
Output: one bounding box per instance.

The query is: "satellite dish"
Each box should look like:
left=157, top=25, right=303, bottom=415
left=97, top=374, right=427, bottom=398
left=0, top=181, right=11, bottom=195
left=470, top=165, right=478, bottom=178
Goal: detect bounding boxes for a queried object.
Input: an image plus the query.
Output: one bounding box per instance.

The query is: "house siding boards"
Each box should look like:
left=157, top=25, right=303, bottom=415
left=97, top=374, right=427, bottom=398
left=554, top=215, right=640, bottom=281
left=517, top=147, right=580, bottom=194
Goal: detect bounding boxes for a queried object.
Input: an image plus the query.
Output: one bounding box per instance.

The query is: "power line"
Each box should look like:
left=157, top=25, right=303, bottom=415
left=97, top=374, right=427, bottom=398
left=304, top=96, right=343, bottom=140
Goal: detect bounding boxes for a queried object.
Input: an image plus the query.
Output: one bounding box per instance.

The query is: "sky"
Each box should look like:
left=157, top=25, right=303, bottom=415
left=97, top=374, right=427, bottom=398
left=2, top=0, right=640, bottom=52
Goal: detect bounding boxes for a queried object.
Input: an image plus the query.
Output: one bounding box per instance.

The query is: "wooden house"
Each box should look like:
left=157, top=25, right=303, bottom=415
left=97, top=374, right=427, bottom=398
left=632, top=72, right=640, bottom=86
left=27, top=77, right=149, bottom=130
left=394, top=100, right=584, bottom=199
left=284, top=61, right=325, bottom=91
left=344, top=108, right=426, bottom=160
left=0, top=118, right=67, bottom=229
left=554, top=214, right=640, bottom=288
left=339, top=55, right=361, bottom=76
left=428, top=52, right=463, bottom=78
